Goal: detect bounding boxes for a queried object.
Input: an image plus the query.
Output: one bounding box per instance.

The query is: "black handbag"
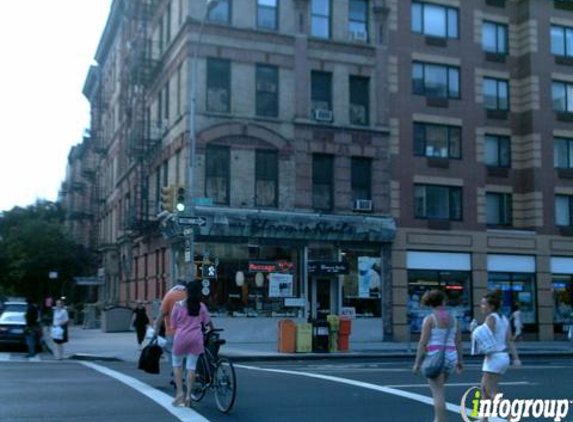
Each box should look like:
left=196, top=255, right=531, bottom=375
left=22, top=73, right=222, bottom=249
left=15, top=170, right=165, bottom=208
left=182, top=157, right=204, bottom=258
left=421, top=315, right=452, bottom=379
left=138, top=339, right=163, bottom=374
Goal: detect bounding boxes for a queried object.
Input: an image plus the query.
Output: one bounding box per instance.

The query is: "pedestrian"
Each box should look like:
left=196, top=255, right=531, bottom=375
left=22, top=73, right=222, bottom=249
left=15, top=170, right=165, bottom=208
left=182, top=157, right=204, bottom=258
left=132, top=300, right=150, bottom=349
left=24, top=298, right=40, bottom=360
left=413, top=290, right=463, bottom=422
left=154, top=279, right=188, bottom=364
left=170, top=280, right=214, bottom=407
left=52, top=298, right=69, bottom=360
left=474, top=292, right=521, bottom=422
left=509, top=303, right=524, bottom=341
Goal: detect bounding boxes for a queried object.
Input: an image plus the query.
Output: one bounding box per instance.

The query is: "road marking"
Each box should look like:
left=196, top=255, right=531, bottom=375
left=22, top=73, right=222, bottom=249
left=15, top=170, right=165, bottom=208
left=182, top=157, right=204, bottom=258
left=0, top=353, right=10, bottom=361
left=237, top=364, right=506, bottom=422
left=80, top=362, right=212, bottom=422
left=383, top=381, right=532, bottom=389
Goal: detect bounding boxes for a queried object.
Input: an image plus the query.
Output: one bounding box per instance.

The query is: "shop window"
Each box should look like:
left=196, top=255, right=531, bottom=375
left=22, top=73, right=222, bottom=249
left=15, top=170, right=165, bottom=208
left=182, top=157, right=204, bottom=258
left=351, top=157, right=372, bottom=201
left=413, top=122, right=461, bottom=158
left=313, top=154, right=334, bottom=210
left=207, top=58, right=231, bottom=113
left=411, top=1, right=459, bottom=39
left=485, top=135, right=511, bottom=168
left=488, top=272, right=537, bottom=327
left=412, top=62, right=460, bottom=99
left=205, top=145, right=230, bottom=205
left=255, top=149, right=278, bottom=207
left=256, top=64, right=279, bottom=118
left=407, top=270, right=472, bottom=333
left=349, top=76, right=369, bottom=126
left=208, top=0, right=230, bottom=24
left=552, top=275, right=573, bottom=329
left=414, top=184, right=463, bottom=221
left=341, top=249, right=382, bottom=317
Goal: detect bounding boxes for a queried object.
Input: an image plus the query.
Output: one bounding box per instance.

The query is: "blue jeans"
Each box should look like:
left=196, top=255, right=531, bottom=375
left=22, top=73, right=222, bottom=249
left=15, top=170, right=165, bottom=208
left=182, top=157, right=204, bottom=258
left=25, top=329, right=37, bottom=357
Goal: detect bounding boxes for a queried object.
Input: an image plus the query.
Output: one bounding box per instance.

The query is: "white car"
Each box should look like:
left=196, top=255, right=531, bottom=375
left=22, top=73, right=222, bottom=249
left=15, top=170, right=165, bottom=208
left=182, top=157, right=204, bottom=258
left=0, top=301, right=28, bottom=346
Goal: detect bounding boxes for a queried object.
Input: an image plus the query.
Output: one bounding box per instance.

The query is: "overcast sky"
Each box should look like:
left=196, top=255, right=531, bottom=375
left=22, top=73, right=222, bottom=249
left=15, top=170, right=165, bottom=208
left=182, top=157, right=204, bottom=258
left=0, top=0, right=112, bottom=212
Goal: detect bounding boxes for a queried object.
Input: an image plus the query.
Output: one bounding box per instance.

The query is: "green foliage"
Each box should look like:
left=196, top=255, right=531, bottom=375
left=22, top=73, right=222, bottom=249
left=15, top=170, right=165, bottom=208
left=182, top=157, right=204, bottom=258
left=0, top=200, right=94, bottom=303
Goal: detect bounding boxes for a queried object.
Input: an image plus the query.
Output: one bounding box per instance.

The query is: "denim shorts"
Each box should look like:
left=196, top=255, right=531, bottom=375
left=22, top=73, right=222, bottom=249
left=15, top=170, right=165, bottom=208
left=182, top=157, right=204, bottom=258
left=172, top=353, right=199, bottom=371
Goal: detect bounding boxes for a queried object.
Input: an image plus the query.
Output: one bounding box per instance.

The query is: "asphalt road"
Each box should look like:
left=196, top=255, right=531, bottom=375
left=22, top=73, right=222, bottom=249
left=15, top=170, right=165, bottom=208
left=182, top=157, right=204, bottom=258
left=1, top=354, right=572, bottom=422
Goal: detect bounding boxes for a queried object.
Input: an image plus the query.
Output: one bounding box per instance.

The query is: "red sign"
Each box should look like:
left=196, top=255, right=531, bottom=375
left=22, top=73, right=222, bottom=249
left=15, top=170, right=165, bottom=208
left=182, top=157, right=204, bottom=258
left=248, top=261, right=294, bottom=273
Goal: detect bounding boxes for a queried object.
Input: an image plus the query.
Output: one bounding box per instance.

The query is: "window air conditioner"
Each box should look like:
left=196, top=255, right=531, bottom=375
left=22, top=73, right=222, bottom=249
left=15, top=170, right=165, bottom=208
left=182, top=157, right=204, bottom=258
left=353, top=199, right=373, bottom=212
left=349, top=30, right=368, bottom=42
left=314, top=109, right=333, bottom=122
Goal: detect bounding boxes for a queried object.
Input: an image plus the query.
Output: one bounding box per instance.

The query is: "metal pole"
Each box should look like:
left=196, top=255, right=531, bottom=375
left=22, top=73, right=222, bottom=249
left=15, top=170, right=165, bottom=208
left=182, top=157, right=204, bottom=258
left=185, top=0, right=215, bottom=282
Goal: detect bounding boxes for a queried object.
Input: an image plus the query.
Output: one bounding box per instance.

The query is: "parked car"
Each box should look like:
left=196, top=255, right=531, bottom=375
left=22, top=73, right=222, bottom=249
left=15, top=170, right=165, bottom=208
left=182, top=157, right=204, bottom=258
left=0, top=301, right=28, bottom=346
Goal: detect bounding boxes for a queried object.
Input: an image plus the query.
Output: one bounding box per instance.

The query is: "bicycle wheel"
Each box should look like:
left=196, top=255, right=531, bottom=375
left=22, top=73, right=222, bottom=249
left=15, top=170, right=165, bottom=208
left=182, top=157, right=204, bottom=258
left=214, top=357, right=237, bottom=413
left=190, top=355, right=208, bottom=402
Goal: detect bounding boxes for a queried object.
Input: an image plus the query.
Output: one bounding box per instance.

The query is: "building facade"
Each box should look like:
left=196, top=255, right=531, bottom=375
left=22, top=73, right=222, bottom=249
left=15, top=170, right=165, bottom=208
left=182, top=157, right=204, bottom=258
left=74, top=0, right=396, bottom=341
left=388, top=0, right=573, bottom=341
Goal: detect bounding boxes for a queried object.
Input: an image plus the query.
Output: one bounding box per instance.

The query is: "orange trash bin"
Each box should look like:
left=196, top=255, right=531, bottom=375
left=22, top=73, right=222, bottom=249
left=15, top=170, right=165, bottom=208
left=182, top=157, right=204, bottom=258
left=338, top=317, right=352, bottom=352
left=278, top=319, right=296, bottom=353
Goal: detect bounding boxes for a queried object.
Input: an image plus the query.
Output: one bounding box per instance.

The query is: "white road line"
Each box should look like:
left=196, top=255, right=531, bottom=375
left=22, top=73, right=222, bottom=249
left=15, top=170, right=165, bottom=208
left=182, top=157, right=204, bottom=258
left=236, top=364, right=506, bottom=422
left=80, top=362, right=212, bottom=422
left=383, top=381, right=532, bottom=389
left=0, top=353, right=10, bottom=361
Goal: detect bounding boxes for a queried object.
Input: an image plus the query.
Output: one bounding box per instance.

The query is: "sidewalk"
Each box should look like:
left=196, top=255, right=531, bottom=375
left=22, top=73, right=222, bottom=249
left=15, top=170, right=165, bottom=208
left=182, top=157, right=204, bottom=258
left=45, top=325, right=573, bottom=363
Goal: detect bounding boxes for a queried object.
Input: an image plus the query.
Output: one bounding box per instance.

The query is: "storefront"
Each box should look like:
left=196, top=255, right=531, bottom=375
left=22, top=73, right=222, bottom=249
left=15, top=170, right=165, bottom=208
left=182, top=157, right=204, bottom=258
left=551, top=257, right=573, bottom=335
left=487, top=254, right=537, bottom=331
left=406, top=251, right=473, bottom=333
left=171, top=206, right=395, bottom=341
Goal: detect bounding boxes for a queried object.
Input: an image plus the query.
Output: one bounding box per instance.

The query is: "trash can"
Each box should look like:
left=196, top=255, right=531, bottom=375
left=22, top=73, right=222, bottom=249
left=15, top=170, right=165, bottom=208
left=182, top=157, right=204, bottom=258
left=278, top=319, right=296, bottom=353
left=338, top=317, right=352, bottom=352
left=327, top=315, right=340, bottom=352
left=312, top=320, right=330, bottom=353
left=296, top=323, right=312, bottom=353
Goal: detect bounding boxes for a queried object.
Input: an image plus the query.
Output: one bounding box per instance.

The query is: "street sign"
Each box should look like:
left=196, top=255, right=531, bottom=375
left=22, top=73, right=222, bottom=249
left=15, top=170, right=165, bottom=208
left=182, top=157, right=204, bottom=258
left=178, top=216, right=206, bottom=226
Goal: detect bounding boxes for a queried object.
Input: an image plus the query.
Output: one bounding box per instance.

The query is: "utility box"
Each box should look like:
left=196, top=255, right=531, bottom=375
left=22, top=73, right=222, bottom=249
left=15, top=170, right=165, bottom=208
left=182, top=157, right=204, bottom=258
left=312, top=320, right=330, bottom=353
left=327, top=315, right=340, bottom=352
left=296, top=323, right=312, bottom=353
left=278, top=319, right=296, bottom=353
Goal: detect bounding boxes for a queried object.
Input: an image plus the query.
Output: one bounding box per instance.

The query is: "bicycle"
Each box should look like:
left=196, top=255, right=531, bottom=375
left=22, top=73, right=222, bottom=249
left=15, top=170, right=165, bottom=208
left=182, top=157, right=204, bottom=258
left=190, top=328, right=237, bottom=413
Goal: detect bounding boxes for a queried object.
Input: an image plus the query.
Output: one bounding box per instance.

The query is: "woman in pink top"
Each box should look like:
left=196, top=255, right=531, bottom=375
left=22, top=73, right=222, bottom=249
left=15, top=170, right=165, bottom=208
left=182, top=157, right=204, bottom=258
left=170, top=281, right=214, bottom=407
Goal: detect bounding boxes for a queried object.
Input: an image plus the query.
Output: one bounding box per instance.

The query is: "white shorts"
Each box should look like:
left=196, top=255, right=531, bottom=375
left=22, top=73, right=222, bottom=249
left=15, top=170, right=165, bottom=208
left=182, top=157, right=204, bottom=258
left=482, top=352, right=510, bottom=374
left=172, top=353, right=199, bottom=371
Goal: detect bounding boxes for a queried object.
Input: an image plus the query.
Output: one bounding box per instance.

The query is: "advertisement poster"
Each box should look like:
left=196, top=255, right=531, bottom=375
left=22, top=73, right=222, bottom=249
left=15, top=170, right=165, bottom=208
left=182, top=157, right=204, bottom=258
left=269, top=273, right=293, bottom=298
left=358, top=256, right=381, bottom=298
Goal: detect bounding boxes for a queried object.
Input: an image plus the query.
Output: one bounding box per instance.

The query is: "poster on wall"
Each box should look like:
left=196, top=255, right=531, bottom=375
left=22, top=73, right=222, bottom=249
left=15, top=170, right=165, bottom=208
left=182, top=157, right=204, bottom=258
left=358, top=256, right=381, bottom=298
left=269, top=273, right=294, bottom=298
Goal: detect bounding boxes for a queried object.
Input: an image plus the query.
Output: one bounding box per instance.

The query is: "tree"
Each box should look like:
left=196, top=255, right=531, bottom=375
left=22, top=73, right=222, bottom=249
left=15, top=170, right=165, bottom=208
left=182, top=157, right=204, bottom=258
left=0, top=200, right=95, bottom=304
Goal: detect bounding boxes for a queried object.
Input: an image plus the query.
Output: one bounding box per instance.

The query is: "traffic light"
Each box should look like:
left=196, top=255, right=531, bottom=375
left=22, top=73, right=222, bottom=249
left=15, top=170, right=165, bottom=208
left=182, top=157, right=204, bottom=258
left=176, top=185, right=186, bottom=212
left=160, top=185, right=174, bottom=212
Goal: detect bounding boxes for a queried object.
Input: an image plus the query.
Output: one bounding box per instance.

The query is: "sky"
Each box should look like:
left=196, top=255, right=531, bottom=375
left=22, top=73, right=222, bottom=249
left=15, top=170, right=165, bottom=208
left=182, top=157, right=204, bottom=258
left=0, top=1, right=113, bottom=212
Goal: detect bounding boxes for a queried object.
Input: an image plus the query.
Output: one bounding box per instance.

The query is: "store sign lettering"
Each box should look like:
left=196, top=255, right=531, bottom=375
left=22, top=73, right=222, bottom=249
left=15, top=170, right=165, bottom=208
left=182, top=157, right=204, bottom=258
left=251, top=219, right=357, bottom=239
left=308, top=261, right=350, bottom=275
left=248, top=261, right=294, bottom=273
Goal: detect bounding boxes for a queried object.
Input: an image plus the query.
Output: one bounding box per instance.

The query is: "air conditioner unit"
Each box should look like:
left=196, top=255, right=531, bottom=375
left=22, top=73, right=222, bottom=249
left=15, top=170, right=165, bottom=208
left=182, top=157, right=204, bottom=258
left=349, top=30, right=368, bottom=42
left=314, top=109, right=333, bottom=122
left=353, top=199, right=373, bottom=212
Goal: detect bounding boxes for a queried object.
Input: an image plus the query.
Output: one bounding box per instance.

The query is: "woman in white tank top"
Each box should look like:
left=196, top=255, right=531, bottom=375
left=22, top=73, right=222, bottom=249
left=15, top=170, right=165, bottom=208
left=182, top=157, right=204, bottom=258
left=478, top=292, right=521, bottom=421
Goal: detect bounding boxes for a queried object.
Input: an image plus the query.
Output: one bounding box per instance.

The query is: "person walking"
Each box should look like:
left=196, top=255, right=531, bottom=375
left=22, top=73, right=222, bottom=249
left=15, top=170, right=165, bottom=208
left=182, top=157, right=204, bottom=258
left=52, top=299, right=69, bottom=360
left=509, top=303, right=524, bottom=341
left=24, top=298, right=40, bottom=360
left=154, top=279, right=187, bottom=363
left=475, top=292, right=521, bottom=422
left=132, top=301, right=150, bottom=349
left=413, top=290, right=463, bottom=422
left=170, top=281, right=214, bottom=407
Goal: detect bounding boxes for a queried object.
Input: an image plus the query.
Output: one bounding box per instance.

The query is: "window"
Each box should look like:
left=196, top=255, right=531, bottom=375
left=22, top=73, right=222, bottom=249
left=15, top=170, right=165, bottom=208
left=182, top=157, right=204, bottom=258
left=412, top=62, right=460, bottom=99
left=351, top=157, right=372, bottom=201
left=256, top=65, right=278, bottom=117
left=411, top=2, right=458, bottom=39
left=207, top=58, right=230, bottom=113
left=553, top=81, right=573, bottom=112
left=414, top=184, right=462, bottom=220
left=482, top=21, right=508, bottom=54
left=313, top=154, right=334, bottom=210
left=413, top=122, right=461, bottom=158
left=257, top=0, right=278, bottom=30
left=349, top=0, right=368, bottom=39
left=483, top=77, right=509, bottom=111
left=556, top=195, right=573, bottom=226
left=311, top=0, right=331, bottom=38
left=349, top=76, right=369, bottom=125
left=255, top=150, right=278, bottom=207
left=311, top=71, right=332, bottom=113
left=208, top=0, right=230, bottom=23
left=205, top=145, right=230, bottom=205
left=486, top=192, right=513, bottom=226
left=551, top=25, right=573, bottom=57
left=485, top=135, right=511, bottom=168
left=555, top=137, right=573, bottom=168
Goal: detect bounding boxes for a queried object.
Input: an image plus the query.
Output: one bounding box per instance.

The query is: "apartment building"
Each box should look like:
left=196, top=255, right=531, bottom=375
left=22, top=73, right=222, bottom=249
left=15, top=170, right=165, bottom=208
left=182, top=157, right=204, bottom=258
left=388, top=0, right=573, bottom=341
left=76, top=0, right=396, bottom=341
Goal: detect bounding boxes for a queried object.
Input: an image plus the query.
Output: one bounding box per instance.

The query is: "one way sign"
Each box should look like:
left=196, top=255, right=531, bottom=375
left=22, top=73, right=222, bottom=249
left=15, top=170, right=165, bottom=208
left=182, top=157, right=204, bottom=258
left=178, top=216, right=206, bottom=226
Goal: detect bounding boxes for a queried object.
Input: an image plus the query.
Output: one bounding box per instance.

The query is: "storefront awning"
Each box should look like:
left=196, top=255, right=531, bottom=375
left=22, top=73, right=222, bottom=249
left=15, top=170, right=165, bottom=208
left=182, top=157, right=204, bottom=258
left=191, top=206, right=396, bottom=243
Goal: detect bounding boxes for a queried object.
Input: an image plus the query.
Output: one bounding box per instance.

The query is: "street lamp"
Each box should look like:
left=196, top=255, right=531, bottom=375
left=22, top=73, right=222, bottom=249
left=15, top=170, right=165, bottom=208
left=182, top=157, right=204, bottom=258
left=184, top=0, right=219, bottom=283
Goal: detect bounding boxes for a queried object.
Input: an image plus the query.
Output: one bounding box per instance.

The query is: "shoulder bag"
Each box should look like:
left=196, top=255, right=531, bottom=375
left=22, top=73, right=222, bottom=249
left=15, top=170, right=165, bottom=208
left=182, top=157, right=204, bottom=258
left=420, top=314, right=452, bottom=379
